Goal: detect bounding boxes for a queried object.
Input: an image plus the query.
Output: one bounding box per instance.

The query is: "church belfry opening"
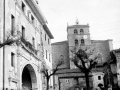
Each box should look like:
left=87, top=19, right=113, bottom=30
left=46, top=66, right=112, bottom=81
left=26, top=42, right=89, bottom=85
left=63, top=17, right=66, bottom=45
left=80, top=29, right=84, bottom=34
left=74, top=29, right=78, bottom=34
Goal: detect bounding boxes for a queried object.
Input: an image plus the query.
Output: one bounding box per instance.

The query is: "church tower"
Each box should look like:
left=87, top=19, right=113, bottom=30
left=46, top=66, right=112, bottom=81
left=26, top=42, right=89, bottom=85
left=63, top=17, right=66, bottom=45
left=67, top=20, right=92, bottom=69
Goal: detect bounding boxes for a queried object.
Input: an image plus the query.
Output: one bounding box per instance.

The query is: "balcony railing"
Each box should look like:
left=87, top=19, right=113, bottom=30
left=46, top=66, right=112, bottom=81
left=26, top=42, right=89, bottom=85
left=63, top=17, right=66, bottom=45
left=21, top=37, right=37, bottom=55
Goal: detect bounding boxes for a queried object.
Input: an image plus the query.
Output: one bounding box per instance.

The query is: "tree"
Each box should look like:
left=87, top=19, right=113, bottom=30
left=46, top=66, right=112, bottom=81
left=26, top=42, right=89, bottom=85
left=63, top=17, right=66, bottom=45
left=72, top=48, right=100, bottom=90
left=41, top=60, right=64, bottom=90
left=0, top=30, right=21, bottom=48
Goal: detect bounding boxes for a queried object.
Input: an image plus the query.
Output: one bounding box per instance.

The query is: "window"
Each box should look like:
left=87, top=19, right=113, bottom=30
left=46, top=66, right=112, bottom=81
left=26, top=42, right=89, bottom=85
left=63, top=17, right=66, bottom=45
left=74, top=29, right=78, bottom=34
left=11, top=15, right=15, bottom=36
left=98, top=76, right=101, bottom=80
left=45, top=34, right=46, bottom=41
left=22, top=26, right=25, bottom=38
left=75, top=39, right=78, bottom=45
left=11, top=52, right=15, bottom=67
left=46, top=50, right=47, bottom=59
left=65, top=79, right=70, bottom=83
left=31, top=15, right=35, bottom=25
left=36, top=0, right=39, bottom=4
left=48, top=38, right=49, bottom=45
left=49, top=54, right=50, bottom=62
left=81, top=39, right=84, bottom=45
left=22, top=2, right=25, bottom=13
left=32, top=37, right=35, bottom=47
left=80, top=29, right=84, bottom=34
left=27, top=10, right=31, bottom=19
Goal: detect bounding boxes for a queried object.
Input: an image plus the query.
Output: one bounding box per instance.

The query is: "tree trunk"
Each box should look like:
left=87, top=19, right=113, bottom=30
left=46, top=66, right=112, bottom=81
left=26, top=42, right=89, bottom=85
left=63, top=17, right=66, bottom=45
left=85, top=72, right=90, bottom=90
left=46, top=77, right=50, bottom=90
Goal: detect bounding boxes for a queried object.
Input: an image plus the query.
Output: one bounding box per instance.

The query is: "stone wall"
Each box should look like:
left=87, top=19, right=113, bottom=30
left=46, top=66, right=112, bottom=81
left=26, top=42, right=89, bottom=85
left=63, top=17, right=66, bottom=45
left=92, top=40, right=113, bottom=63
left=52, top=41, right=70, bottom=69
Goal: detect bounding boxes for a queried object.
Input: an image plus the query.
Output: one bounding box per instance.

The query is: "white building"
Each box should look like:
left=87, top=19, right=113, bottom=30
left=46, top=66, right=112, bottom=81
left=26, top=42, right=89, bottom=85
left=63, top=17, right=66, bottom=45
left=0, top=0, right=53, bottom=90
left=92, top=72, right=104, bottom=88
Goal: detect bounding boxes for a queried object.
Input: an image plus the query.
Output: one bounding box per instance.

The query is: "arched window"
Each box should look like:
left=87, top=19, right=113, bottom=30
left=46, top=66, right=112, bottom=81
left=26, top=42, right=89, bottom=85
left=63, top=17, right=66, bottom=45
left=74, top=29, right=78, bottom=34
left=80, top=29, right=84, bottom=34
left=75, top=39, right=78, bottom=45
left=81, top=39, right=85, bottom=45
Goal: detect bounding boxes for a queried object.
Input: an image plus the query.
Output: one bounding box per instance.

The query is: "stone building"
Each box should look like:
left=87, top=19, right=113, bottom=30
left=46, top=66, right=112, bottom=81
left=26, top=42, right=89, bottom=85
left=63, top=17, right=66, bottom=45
left=52, top=21, right=113, bottom=90
left=103, top=49, right=119, bottom=89
left=109, top=49, right=120, bottom=89
left=114, top=49, right=120, bottom=87
left=0, top=0, right=53, bottom=90
left=92, top=72, right=104, bottom=88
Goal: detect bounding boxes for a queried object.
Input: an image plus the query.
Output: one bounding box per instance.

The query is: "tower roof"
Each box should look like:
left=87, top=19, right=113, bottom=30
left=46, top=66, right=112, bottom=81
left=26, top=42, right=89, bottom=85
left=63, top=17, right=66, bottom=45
left=67, top=24, right=89, bottom=28
left=75, top=19, right=79, bottom=25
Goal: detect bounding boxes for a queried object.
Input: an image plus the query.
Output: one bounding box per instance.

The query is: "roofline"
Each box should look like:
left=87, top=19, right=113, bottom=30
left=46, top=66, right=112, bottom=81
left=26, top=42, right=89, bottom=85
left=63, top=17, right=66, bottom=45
left=43, top=25, right=54, bottom=39
left=67, top=24, right=89, bottom=28
left=112, top=48, right=120, bottom=53
left=91, top=39, right=113, bottom=43
left=25, top=0, right=46, bottom=25
left=51, top=40, right=68, bottom=45
left=55, top=68, right=103, bottom=75
left=25, top=0, right=54, bottom=39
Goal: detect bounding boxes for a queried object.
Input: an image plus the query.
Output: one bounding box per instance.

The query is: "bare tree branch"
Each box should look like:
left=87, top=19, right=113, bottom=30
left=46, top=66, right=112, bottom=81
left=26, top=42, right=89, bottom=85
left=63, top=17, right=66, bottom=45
left=0, top=30, right=21, bottom=48
left=88, top=60, right=97, bottom=72
left=50, top=60, right=64, bottom=77
left=71, top=47, right=99, bottom=90
left=72, top=59, right=85, bottom=72
left=75, top=49, right=88, bottom=69
left=41, top=60, right=64, bottom=90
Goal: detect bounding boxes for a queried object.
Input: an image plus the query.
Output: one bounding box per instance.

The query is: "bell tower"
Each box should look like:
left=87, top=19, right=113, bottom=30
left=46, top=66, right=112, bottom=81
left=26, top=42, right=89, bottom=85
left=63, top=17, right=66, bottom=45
left=67, top=21, right=92, bottom=69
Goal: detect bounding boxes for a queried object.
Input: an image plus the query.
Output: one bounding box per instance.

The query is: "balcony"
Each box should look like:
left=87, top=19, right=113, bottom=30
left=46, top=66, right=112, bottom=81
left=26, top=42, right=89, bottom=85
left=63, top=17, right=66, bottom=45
left=21, top=37, right=37, bottom=55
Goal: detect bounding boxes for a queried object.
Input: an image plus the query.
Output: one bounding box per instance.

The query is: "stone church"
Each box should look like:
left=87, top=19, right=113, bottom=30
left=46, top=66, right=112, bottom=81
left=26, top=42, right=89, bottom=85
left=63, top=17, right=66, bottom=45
left=52, top=21, right=113, bottom=90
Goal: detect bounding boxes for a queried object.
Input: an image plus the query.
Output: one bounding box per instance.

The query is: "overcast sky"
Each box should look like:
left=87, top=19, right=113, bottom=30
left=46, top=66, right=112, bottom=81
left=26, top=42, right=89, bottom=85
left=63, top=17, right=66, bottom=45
left=39, top=0, right=120, bottom=49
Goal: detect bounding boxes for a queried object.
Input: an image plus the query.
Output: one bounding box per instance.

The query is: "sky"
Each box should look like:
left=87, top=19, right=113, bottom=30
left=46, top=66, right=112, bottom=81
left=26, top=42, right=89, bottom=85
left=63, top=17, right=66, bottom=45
left=39, top=0, right=120, bottom=49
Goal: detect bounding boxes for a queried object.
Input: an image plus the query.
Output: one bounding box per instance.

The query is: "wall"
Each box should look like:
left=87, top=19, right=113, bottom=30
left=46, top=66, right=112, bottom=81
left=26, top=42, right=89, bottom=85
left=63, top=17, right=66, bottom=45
left=92, top=72, right=104, bottom=88
left=92, top=40, right=113, bottom=63
left=52, top=41, right=70, bottom=69
left=59, top=78, right=74, bottom=90
left=42, top=28, right=52, bottom=69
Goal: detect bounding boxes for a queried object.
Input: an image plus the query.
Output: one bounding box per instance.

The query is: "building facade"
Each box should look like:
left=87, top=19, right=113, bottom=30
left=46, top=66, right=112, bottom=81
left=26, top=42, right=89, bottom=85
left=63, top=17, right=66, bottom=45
left=52, top=21, right=113, bottom=90
left=115, top=49, right=120, bottom=87
left=103, top=49, right=119, bottom=90
left=111, top=49, right=120, bottom=88
left=92, top=72, right=104, bottom=88
left=0, top=0, right=53, bottom=90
